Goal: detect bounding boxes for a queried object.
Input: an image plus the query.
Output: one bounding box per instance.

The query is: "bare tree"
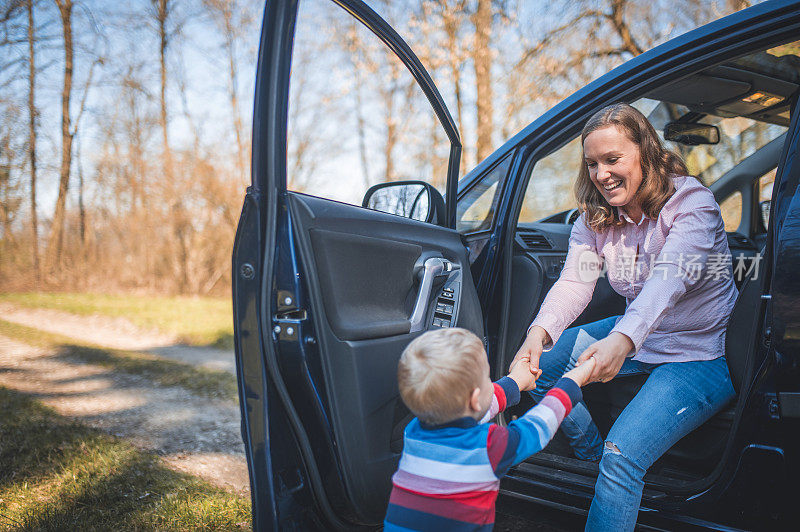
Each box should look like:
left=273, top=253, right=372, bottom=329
left=203, top=0, right=250, bottom=184
left=414, top=0, right=469, bottom=174
left=46, top=0, right=73, bottom=271
left=27, top=0, right=38, bottom=281
left=152, top=0, right=173, bottom=176
left=150, top=0, right=195, bottom=293
left=472, top=0, right=493, bottom=163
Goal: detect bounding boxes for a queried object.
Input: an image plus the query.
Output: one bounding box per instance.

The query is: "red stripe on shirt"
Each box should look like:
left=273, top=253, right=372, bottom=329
left=492, top=382, right=507, bottom=412
left=389, top=486, right=498, bottom=523
left=547, top=387, right=573, bottom=416
left=486, top=424, right=509, bottom=471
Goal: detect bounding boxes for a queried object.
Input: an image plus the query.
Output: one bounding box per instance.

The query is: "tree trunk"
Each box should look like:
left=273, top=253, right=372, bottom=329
left=727, top=0, right=751, bottom=11
left=472, top=0, right=493, bottom=163
left=27, top=0, right=39, bottom=282
left=152, top=0, right=189, bottom=293
left=47, top=0, right=73, bottom=271
left=443, top=4, right=466, bottom=174
left=155, top=0, right=171, bottom=175
left=222, top=9, right=246, bottom=184
left=382, top=58, right=400, bottom=182
left=77, top=136, right=85, bottom=246
left=609, top=0, right=643, bottom=56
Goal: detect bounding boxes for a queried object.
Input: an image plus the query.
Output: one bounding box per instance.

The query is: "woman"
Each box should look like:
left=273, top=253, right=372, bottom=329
left=511, top=103, right=737, bottom=531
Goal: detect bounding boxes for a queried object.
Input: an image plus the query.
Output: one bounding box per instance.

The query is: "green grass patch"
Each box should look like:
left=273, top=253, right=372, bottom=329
left=0, top=292, right=234, bottom=349
left=0, top=320, right=238, bottom=402
left=0, top=386, right=250, bottom=530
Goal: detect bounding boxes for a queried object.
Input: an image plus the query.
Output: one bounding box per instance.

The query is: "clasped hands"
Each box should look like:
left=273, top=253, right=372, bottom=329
left=510, top=325, right=634, bottom=386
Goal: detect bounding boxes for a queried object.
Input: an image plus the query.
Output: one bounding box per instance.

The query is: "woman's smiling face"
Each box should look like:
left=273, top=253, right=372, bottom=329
left=583, top=125, right=644, bottom=215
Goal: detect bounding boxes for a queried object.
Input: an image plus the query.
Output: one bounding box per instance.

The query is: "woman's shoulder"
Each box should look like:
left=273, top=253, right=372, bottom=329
left=572, top=212, right=599, bottom=242
left=662, top=175, right=719, bottom=216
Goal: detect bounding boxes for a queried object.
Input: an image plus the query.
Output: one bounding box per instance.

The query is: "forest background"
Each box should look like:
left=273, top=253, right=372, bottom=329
left=0, top=0, right=755, bottom=296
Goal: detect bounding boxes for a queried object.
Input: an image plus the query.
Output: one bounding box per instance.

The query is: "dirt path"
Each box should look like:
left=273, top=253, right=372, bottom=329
left=0, top=303, right=236, bottom=374
left=0, top=306, right=248, bottom=495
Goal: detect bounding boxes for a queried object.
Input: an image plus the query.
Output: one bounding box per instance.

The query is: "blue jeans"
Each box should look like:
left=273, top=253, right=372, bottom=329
left=528, top=316, right=735, bottom=532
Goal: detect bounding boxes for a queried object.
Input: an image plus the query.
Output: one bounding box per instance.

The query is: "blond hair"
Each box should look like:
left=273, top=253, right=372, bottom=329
left=575, top=103, right=689, bottom=232
left=397, top=328, right=487, bottom=425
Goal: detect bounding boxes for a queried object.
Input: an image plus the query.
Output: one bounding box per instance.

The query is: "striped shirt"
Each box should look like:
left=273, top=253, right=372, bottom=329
left=384, top=376, right=582, bottom=531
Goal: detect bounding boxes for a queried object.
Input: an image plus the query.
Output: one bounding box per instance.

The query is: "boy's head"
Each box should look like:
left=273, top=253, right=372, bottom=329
left=397, top=328, right=494, bottom=425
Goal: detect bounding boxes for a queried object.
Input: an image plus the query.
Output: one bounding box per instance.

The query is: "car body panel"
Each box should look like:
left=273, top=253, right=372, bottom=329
left=236, top=0, right=800, bottom=529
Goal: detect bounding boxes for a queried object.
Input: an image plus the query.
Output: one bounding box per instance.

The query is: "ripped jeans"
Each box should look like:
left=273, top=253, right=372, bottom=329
left=528, top=316, right=735, bottom=532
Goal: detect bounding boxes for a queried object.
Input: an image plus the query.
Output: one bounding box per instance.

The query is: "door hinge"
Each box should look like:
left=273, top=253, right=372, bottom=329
left=274, top=308, right=308, bottom=322
left=277, top=290, right=296, bottom=311
left=272, top=313, right=307, bottom=342
left=273, top=289, right=307, bottom=342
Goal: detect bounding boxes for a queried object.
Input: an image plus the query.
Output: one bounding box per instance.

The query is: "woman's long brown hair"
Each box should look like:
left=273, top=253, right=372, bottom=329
left=575, top=103, right=688, bottom=231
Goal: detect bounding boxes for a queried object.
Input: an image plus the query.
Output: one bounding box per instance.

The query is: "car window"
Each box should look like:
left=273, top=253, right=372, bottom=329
left=456, top=153, right=512, bottom=233
left=759, top=168, right=777, bottom=230
left=515, top=101, right=787, bottom=225
left=719, top=191, right=742, bottom=232
left=518, top=136, right=582, bottom=223
left=633, top=99, right=787, bottom=187
left=286, top=0, right=449, bottom=212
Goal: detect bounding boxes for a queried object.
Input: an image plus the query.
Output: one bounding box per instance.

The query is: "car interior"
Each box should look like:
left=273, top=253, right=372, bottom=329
left=494, top=43, right=798, bottom=492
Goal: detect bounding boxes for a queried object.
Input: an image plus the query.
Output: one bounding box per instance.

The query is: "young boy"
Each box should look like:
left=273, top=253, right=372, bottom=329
left=384, top=327, right=596, bottom=531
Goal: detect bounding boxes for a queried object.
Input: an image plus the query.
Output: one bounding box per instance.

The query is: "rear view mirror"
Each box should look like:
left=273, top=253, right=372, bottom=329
left=664, top=122, right=720, bottom=145
left=362, top=181, right=446, bottom=226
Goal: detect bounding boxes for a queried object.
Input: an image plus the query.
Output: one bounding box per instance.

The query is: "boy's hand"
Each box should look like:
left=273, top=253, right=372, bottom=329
left=564, top=356, right=596, bottom=387
left=509, top=355, right=542, bottom=392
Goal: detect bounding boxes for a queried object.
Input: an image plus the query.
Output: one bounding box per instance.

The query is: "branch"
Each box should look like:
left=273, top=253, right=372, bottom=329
left=70, top=55, right=101, bottom=137
left=513, top=8, right=611, bottom=72
left=607, top=0, right=643, bottom=56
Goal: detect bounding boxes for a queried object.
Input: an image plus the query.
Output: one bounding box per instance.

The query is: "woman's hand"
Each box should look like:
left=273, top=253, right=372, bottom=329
left=510, top=325, right=549, bottom=377
left=575, top=332, right=634, bottom=383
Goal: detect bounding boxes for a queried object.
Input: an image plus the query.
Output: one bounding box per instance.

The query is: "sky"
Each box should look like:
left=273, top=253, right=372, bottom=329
left=2, top=0, right=261, bottom=216
left=2, top=0, right=768, bottom=220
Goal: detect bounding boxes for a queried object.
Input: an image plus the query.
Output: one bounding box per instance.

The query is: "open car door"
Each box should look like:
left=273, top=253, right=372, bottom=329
left=232, top=1, right=485, bottom=529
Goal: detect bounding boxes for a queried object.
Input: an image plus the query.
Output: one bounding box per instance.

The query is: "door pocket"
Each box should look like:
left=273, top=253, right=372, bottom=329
left=309, top=228, right=422, bottom=340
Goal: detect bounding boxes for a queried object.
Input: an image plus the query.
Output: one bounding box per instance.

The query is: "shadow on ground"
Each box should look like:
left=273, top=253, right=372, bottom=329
left=0, top=387, right=249, bottom=530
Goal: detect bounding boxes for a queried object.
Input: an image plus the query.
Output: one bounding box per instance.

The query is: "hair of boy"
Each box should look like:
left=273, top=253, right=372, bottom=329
left=397, top=328, right=487, bottom=425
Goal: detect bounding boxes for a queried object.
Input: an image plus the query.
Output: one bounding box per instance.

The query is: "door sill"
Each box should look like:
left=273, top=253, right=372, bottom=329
left=518, top=451, right=708, bottom=493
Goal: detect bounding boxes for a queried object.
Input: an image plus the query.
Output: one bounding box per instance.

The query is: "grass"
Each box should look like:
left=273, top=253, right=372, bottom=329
left=0, top=292, right=234, bottom=350
left=0, top=320, right=238, bottom=403
left=0, top=386, right=250, bottom=531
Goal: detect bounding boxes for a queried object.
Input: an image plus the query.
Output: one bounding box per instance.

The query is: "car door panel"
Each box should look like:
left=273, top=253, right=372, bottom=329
left=307, top=227, right=420, bottom=340
left=283, top=192, right=484, bottom=523
left=236, top=0, right=478, bottom=527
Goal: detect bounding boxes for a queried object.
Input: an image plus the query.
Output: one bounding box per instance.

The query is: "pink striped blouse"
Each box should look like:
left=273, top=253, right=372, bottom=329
left=530, top=175, right=739, bottom=364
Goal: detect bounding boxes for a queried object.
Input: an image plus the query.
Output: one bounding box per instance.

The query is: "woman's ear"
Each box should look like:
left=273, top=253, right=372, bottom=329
left=469, top=387, right=482, bottom=413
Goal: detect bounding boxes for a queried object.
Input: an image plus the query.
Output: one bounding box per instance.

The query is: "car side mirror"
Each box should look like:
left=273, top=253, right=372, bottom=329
left=760, top=199, right=771, bottom=229
left=664, top=122, right=720, bottom=145
left=362, top=181, right=446, bottom=226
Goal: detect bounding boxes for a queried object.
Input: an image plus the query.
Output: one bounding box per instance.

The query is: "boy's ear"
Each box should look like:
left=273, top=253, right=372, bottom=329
left=469, top=387, right=482, bottom=413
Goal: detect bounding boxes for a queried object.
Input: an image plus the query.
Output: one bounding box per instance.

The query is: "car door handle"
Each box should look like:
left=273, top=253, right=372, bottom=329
left=409, top=257, right=454, bottom=332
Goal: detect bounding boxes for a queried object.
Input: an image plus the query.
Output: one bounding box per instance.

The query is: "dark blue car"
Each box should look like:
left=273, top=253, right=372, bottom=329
left=233, top=1, right=800, bottom=529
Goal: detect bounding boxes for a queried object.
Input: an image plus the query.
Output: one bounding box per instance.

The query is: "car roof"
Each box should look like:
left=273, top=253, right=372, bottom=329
left=647, top=47, right=799, bottom=127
